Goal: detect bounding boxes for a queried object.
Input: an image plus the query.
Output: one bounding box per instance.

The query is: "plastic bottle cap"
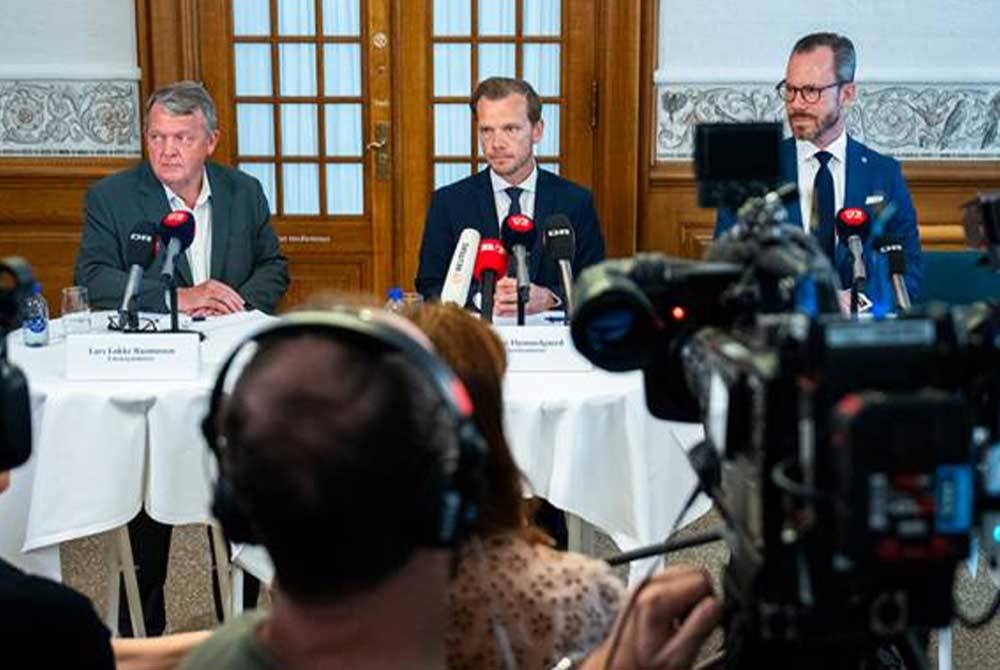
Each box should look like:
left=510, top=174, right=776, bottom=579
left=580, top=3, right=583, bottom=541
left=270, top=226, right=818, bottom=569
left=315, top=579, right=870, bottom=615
left=388, top=287, right=404, bottom=301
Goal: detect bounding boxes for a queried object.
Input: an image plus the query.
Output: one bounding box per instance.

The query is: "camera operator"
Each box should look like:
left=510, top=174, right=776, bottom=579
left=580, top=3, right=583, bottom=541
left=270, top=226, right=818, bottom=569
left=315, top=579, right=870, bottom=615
left=714, top=32, right=924, bottom=311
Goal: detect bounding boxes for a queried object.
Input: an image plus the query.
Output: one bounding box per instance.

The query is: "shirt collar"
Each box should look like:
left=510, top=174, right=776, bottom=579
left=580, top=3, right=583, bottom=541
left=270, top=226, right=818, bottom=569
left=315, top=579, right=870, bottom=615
left=163, top=168, right=212, bottom=209
left=490, top=162, right=538, bottom=194
left=796, top=128, right=848, bottom=165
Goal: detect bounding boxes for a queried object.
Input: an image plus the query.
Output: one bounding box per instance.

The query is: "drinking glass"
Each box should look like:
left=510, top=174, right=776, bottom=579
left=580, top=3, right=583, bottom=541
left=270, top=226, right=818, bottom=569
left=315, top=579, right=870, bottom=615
left=61, top=286, right=92, bottom=335
left=401, top=292, right=424, bottom=308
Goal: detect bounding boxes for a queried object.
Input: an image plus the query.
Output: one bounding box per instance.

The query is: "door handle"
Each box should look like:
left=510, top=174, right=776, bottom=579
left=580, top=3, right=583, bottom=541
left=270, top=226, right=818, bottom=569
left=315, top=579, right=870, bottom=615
left=367, top=122, right=390, bottom=180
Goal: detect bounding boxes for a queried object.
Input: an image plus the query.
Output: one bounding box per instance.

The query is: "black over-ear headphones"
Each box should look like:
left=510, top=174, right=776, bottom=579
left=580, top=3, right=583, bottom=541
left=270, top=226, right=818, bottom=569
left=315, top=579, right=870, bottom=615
left=0, top=257, right=34, bottom=472
left=201, top=309, right=487, bottom=548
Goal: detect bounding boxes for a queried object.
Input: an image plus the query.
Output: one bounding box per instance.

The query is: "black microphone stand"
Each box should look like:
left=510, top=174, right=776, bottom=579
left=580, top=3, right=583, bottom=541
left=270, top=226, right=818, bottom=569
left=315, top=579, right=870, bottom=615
left=517, top=286, right=527, bottom=326
left=164, top=273, right=180, bottom=332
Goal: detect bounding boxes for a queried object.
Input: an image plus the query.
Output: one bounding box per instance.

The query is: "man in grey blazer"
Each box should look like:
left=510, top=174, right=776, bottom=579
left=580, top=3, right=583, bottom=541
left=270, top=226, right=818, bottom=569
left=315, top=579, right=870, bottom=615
left=74, top=81, right=288, bottom=316
left=73, top=81, right=286, bottom=635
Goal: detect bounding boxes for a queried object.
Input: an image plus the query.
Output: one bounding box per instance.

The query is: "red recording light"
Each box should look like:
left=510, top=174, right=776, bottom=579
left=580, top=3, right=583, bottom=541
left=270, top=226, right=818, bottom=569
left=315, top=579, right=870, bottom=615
left=671, top=306, right=687, bottom=321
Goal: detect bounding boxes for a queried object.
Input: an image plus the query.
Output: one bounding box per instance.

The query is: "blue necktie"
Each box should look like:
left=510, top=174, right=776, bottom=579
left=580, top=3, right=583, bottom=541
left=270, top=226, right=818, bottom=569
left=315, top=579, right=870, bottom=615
left=505, top=186, right=523, bottom=218
left=813, top=151, right=835, bottom=262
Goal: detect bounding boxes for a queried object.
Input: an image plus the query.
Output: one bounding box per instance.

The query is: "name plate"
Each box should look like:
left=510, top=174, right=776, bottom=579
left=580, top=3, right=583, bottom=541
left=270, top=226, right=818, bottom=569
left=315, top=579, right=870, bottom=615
left=494, top=325, right=593, bottom=372
left=65, top=333, right=200, bottom=381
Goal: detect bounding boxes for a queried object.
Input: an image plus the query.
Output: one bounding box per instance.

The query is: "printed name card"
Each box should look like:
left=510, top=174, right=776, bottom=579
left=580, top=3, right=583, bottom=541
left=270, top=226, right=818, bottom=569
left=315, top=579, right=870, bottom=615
left=65, top=333, right=201, bottom=381
left=494, top=325, right=592, bottom=372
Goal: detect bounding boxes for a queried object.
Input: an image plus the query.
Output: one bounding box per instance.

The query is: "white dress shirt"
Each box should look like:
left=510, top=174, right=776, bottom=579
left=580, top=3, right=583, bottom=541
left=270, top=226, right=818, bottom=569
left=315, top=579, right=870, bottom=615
left=162, top=169, right=213, bottom=285
left=795, top=130, right=847, bottom=233
left=490, top=162, right=538, bottom=234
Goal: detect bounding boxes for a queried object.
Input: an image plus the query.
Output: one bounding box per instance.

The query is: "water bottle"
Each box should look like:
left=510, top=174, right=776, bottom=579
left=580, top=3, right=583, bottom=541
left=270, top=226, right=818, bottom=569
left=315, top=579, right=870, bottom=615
left=22, top=282, right=49, bottom=347
left=385, top=287, right=405, bottom=312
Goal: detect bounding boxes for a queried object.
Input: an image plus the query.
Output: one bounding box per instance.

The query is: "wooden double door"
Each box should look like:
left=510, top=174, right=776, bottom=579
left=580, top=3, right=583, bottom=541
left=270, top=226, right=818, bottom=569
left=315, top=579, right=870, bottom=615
left=189, top=0, right=600, bottom=308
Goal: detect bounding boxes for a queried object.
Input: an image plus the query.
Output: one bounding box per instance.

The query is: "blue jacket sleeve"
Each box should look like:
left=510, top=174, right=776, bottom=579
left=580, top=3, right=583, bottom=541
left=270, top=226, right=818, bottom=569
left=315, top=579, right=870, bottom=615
left=885, top=166, right=924, bottom=303
left=415, top=190, right=455, bottom=300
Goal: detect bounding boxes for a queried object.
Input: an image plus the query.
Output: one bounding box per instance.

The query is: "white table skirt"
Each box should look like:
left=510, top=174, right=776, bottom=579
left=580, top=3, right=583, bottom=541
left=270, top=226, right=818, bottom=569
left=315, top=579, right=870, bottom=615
left=0, top=312, right=708, bottom=582
left=504, top=368, right=710, bottom=568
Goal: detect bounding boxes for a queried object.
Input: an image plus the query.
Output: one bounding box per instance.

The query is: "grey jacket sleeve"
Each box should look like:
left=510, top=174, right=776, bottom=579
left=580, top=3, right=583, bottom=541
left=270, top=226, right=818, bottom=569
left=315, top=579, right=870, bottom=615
left=233, top=180, right=289, bottom=314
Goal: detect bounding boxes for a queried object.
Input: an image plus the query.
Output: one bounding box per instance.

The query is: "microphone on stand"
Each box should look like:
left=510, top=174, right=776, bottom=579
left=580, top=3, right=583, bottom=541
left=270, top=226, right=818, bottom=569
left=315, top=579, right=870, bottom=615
left=472, top=239, right=508, bottom=324
left=501, top=213, right=535, bottom=326
left=835, top=207, right=870, bottom=316
left=157, top=210, right=196, bottom=332
left=875, top=234, right=912, bottom=312
left=440, top=228, right=481, bottom=306
left=541, top=214, right=576, bottom=322
left=118, top=222, right=157, bottom=331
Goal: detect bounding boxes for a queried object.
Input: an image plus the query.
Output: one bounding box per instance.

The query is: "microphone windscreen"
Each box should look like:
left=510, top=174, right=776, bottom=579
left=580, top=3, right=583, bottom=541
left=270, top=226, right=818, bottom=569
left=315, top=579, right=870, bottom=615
left=542, top=214, right=575, bottom=261
left=473, top=239, right=509, bottom=279
left=126, top=221, right=158, bottom=268
left=501, top=213, right=535, bottom=252
left=158, top=210, right=196, bottom=251
left=835, top=207, right=870, bottom=241
left=875, top=234, right=907, bottom=275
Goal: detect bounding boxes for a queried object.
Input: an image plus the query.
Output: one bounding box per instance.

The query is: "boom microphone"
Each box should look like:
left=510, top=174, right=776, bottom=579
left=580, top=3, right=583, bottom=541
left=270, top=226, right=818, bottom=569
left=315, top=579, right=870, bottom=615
left=472, top=239, right=508, bottom=323
left=158, top=210, right=196, bottom=281
left=118, top=221, right=158, bottom=328
left=501, top=213, right=535, bottom=325
left=541, top=214, right=576, bottom=320
left=441, top=228, right=481, bottom=306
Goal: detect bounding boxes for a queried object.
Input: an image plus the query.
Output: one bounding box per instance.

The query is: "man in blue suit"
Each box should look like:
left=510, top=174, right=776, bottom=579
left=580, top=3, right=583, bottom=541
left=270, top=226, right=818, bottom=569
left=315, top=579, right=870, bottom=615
left=715, top=33, right=923, bottom=306
left=416, top=77, right=605, bottom=315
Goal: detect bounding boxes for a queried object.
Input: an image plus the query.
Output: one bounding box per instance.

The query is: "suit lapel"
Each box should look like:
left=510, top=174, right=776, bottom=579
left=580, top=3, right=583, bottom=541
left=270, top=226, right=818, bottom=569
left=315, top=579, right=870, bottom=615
left=474, top=169, right=500, bottom=239
left=207, top=163, right=231, bottom=282
left=781, top=138, right=803, bottom=228
left=531, top=169, right=555, bottom=277
left=843, top=137, right=868, bottom=211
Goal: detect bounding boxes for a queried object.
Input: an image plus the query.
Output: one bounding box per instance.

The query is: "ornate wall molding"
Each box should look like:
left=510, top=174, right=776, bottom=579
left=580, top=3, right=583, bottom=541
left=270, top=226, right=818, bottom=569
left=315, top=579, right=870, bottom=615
left=656, top=82, right=1000, bottom=160
left=0, top=79, right=140, bottom=157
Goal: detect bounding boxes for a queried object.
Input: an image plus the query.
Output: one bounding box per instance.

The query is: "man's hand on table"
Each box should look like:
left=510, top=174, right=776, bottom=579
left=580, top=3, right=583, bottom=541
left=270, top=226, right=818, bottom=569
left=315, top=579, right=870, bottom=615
left=177, top=280, right=244, bottom=317
left=494, top=277, right=558, bottom=316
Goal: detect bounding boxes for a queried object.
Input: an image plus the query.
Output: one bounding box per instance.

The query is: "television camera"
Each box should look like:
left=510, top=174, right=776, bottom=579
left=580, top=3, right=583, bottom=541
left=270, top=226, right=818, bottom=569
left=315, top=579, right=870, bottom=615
left=572, top=124, right=1000, bottom=669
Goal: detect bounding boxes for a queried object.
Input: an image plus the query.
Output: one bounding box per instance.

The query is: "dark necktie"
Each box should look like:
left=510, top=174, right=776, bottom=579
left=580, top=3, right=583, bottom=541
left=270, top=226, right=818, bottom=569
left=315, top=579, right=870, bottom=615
left=813, top=151, right=835, bottom=262
left=505, top=186, right=523, bottom=218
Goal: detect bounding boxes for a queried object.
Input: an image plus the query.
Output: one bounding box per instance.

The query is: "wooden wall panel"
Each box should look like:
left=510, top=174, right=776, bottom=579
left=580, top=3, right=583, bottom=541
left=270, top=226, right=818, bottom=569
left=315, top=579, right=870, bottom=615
left=640, top=161, right=1000, bottom=260
left=0, top=159, right=137, bottom=310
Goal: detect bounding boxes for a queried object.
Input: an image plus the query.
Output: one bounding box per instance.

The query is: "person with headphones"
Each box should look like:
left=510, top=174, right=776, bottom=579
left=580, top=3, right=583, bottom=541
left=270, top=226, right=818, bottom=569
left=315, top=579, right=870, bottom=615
left=183, top=308, right=484, bottom=670
left=181, top=306, right=721, bottom=670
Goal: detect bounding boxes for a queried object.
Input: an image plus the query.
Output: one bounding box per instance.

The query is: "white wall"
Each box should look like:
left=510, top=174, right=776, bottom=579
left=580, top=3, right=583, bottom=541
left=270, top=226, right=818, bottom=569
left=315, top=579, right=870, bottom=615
left=655, top=1, right=1000, bottom=158
left=0, top=0, right=140, bottom=156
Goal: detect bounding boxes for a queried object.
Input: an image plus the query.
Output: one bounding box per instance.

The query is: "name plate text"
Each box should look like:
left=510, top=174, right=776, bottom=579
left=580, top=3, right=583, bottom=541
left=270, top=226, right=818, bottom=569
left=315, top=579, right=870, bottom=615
left=65, top=333, right=201, bottom=381
left=494, top=325, right=592, bottom=372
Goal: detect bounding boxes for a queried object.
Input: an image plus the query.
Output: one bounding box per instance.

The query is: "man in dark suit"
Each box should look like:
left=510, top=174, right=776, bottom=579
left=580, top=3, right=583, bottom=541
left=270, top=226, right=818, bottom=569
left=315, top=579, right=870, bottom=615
left=73, top=81, right=284, bottom=635
left=416, top=77, right=605, bottom=315
left=715, top=33, right=923, bottom=307
left=75, top=81, right=288, bottom=316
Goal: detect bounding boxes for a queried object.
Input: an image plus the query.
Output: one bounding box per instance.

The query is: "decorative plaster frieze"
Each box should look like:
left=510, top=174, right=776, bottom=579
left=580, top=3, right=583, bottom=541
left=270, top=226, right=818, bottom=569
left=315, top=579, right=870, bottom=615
left=656, top=83, right=1000, bottom=160
left=0, top=79, right=140, bottom=157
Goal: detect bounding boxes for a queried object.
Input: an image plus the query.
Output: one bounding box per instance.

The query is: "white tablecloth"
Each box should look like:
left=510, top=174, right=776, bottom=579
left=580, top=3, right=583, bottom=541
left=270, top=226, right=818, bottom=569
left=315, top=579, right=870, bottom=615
left=0, top=312, right=708, bottom=581
left=0, top=312, right=275, bottom=578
